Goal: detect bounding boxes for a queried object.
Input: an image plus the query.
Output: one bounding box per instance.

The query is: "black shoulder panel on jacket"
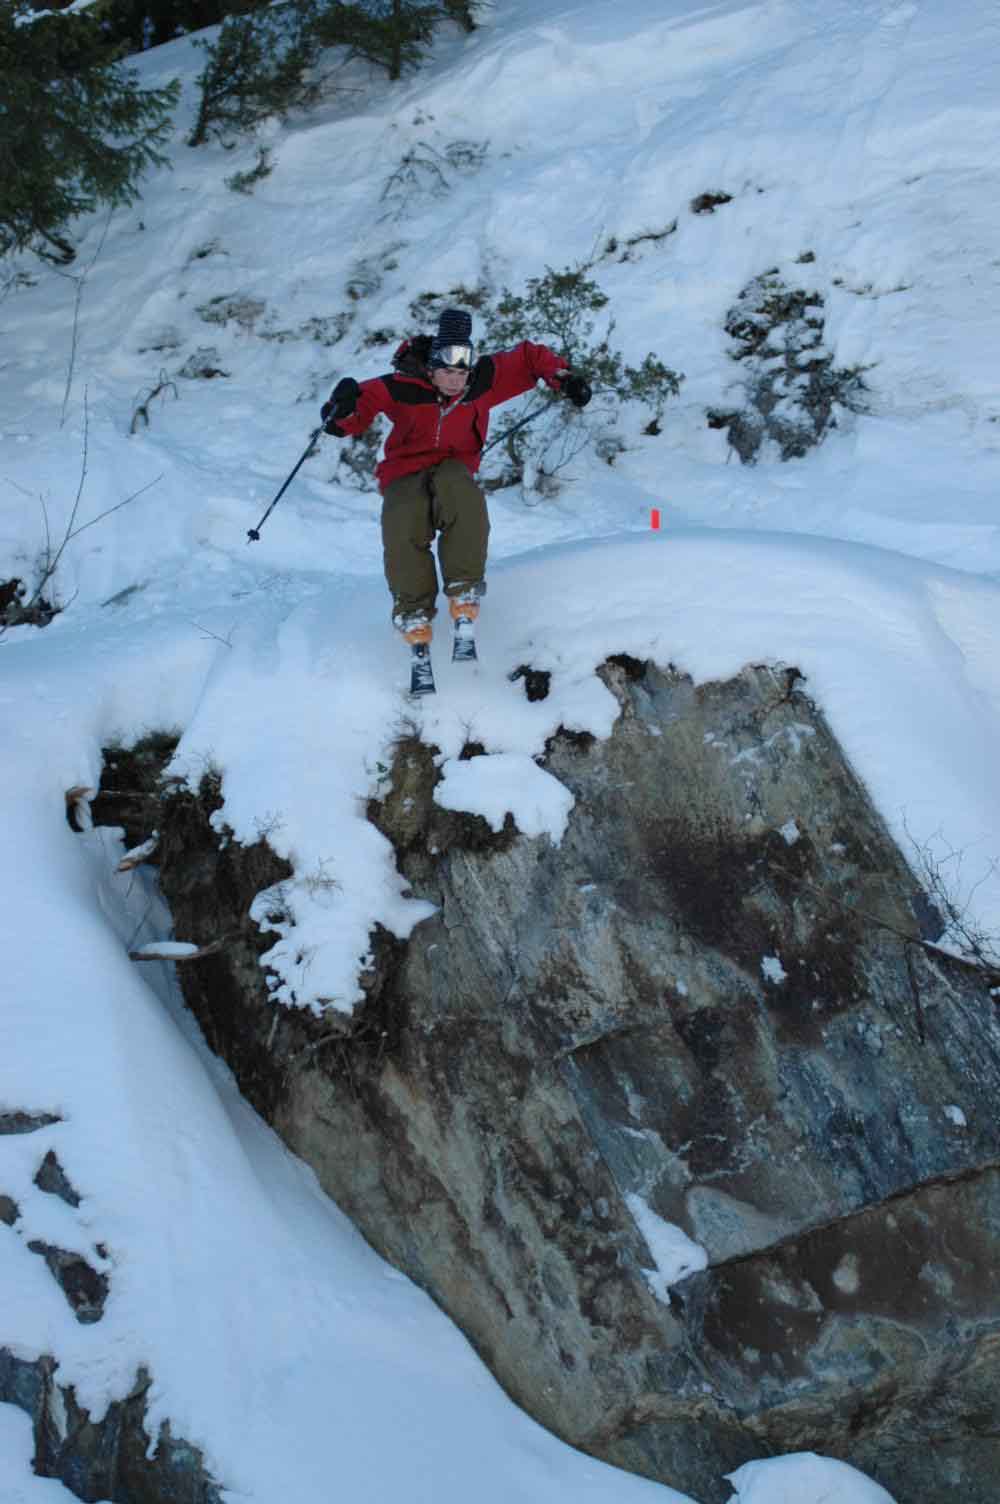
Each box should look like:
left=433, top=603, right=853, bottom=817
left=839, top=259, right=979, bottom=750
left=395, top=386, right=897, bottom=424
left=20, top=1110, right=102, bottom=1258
left=464, top=356, right=495, bottom=403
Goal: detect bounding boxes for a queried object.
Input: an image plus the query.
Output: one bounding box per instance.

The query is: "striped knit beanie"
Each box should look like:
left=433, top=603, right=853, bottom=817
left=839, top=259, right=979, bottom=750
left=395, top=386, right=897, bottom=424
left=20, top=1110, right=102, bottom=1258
left=430, top=307, right=473, bottom=365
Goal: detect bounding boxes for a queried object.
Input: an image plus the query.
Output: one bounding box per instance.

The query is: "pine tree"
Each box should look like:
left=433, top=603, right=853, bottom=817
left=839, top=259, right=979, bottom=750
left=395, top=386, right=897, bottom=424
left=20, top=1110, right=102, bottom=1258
left=332, top=1, right=484, bottom=79
left=187, top=2, right=320, bottom=147
left=439, top=0, right=478, bottom=31
left=186, top=0, right=483, bottom=153
left=0, top=1, right=179, bottom=261
left=89, top=0, right=258, bottom=58
left=311, top=0, right=439, bottom=82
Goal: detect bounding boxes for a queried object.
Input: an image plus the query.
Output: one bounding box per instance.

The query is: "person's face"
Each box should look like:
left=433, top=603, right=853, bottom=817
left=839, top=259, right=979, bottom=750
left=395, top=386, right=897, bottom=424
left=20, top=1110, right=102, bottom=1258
left=431, top=365, right=470, bottom=398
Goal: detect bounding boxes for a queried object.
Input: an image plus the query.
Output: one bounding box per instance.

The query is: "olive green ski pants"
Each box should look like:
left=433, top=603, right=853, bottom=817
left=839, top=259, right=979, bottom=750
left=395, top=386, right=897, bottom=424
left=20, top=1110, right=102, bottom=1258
left=380, top=460, right=489, bottom=621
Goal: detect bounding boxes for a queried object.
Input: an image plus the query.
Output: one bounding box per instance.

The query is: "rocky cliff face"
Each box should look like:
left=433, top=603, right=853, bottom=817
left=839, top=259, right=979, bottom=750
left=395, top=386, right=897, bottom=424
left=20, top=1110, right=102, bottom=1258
left=0, top=1348, right=223, bottom=1504
left=95, top=659, right=1000, bottom=1504
left=0, top=1117, right=222, bottom=1503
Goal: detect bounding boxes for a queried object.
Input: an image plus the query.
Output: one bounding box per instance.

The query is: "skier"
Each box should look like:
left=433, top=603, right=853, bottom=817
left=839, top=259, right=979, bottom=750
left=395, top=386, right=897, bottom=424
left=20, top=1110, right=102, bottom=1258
left=320, top=308, right=591, bottom=688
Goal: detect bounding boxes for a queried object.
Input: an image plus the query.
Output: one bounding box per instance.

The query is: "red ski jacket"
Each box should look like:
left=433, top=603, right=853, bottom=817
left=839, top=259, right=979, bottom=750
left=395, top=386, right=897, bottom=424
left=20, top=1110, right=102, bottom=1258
left=331, top=339, right=568, bottom=490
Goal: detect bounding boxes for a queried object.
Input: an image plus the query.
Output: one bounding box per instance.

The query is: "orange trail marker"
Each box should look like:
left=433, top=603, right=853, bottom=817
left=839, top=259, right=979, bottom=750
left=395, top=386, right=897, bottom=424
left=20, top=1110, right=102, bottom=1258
left=650, top=508, right=661, bottom=530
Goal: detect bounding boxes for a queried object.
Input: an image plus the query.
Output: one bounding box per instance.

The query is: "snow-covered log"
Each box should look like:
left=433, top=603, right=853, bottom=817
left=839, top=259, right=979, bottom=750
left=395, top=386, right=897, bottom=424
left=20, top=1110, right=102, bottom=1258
left=128, top=938, right=226, bottom=963
left=117, top=834, right=160, bottom=872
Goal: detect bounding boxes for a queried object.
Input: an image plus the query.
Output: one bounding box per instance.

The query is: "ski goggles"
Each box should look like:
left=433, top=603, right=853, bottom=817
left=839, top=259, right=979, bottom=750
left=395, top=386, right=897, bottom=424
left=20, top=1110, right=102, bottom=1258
left=430, top=342, right=475, bottom=370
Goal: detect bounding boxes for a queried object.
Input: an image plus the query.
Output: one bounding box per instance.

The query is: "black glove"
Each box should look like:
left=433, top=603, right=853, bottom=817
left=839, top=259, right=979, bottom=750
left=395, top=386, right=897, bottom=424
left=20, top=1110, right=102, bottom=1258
left=321, top=377, right=360, bottom=433
left=560, top=370, right=592, bottom=409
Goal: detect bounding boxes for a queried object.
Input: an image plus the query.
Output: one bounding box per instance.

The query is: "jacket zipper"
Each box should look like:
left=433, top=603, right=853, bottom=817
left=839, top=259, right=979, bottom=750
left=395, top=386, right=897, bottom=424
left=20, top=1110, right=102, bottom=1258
left=435, top=395, right=464, bottom=448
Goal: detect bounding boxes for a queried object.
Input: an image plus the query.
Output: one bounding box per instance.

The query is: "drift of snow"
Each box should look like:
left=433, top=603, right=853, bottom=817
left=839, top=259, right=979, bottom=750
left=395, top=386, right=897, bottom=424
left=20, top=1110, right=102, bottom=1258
left=625, top=1193, right=709, bottom=1299
left=130, top=939, right=201, bottom=959
left=0, top=1408, right=84, bottom=1504
left=435, top=750, right=575, bottom=841
left=726, top=1452, right=898, bottom=1504
left=3, top=0, right=999, bottom=1501
left=761, top=954, right=789, bottom=986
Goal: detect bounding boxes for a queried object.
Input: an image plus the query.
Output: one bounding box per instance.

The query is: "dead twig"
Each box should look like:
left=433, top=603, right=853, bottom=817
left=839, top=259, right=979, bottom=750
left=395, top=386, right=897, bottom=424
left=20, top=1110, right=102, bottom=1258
left=130, top=371, right=179, bottom=434
left=185, top=619, right=235, bottom=648
left=58, top=208, right=114, bottom=429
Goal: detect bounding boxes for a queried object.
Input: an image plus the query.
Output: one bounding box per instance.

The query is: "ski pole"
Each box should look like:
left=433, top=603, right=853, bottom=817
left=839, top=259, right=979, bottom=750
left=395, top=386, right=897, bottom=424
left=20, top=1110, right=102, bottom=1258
left=481, top=402, right=549, bottom=456
left=246, top=427, right=322, bottom=542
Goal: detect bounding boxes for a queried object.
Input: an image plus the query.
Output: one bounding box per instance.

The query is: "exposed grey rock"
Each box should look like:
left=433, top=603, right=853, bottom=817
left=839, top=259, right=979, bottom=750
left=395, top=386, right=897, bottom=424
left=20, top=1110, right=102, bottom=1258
left=0, top=1350, right=225, bottom=1503
left=1, top=1097, right=221, bottom=1497
left=34, top=1150, right=81, bottom=1208
left=27, top=1241, right=109, bottom=1324
left=0, top=1111, right=61, bottom=1135
left=0, top=1150, right=109, bottom=1324
left=0, top=579, right=57, bottom=630
left=680, top=1169, right=1000, bottom=1500
left=96, top=661, right=1000, bottom=1504
left=691, top=191, right=733, bottom=215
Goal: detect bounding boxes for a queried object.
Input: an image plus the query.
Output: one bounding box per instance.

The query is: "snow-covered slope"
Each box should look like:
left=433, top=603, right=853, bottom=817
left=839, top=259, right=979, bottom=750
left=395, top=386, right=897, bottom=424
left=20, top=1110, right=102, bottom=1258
left=3, top=2, right=1000, bottom=1500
